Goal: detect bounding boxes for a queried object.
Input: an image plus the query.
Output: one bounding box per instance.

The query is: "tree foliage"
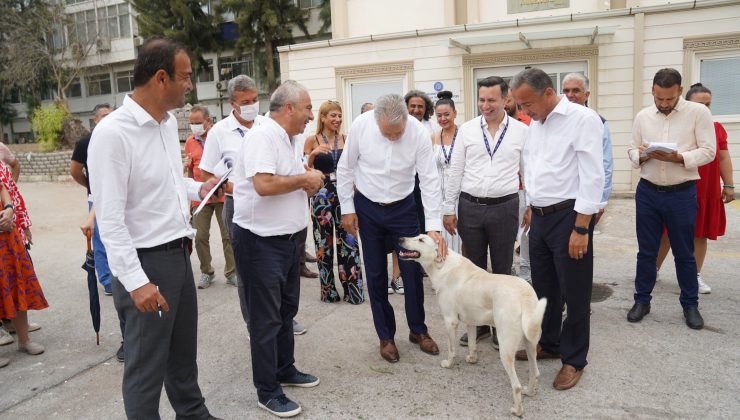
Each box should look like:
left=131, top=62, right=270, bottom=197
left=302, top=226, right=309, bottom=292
left=0, top=0, right=94, bottom=109
left=31, top=103, right=68, bottom=151
left=218, top=0, right=311, bottom=93
left=318, top=0, right=332, bottom=35
left=128, top=0, right=221, bottom=102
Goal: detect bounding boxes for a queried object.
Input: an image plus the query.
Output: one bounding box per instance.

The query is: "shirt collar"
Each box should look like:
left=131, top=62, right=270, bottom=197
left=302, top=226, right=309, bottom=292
left=123, top=94, right=170, bottom=126
left=480, top=114, right=508, bottom=130
left=225, top=111, right=251, bottom=133
left=550, top=96, right=571, bottom=117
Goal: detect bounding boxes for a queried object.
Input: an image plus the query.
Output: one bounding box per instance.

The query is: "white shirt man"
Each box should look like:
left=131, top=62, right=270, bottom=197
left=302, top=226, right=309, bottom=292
left=229, top=80, right=324, bottom=417
left=512, top=67, right=604, bottom=393
left=337, top=94, right=446, bottom=364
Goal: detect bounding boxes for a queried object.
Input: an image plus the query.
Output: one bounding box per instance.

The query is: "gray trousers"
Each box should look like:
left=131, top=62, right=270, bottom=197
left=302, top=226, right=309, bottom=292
left=457, top=193, right=519, bottom=274
left=223, top=196, right=249, bottom=325
left=111, top=245, right=210, bottom=420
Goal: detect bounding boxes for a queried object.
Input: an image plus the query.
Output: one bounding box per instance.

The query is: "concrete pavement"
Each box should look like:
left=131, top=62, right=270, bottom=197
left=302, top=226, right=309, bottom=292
left=0, top=181, right=738, bottom=419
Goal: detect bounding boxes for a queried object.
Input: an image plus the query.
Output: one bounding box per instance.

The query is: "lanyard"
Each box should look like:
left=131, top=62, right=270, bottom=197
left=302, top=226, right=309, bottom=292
left=321, top=133, right=339, bottom=167
left=480, top=115, right=509, bottom=161
left=235, top=127, right=245, bottom=138
left=440, top=127, right=458, bottom=165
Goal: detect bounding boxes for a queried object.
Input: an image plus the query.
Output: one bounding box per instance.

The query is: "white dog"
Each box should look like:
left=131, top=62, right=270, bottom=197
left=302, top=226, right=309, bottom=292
left=399, top=234, right=547, bottom=417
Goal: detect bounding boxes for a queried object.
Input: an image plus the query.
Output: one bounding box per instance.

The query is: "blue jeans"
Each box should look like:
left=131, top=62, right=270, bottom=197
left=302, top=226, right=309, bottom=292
left=634, top=180, right=698, bottom=308
left=89, top=201, right=111, bottom=287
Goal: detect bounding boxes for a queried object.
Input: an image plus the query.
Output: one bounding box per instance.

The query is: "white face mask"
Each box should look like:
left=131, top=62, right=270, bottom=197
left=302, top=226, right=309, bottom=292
left=189, top=124, right=205, bottom=135
left=239, top=102, right=260, bottom=121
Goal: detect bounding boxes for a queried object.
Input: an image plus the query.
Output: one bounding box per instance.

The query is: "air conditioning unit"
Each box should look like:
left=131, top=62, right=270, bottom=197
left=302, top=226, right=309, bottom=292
left=96, top=36, right=111, bottom=52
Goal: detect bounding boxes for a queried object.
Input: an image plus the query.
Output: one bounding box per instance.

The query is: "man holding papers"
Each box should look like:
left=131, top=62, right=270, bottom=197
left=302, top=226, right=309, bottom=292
left=185, top=105, right=237, bottom=290
left=627, top=68, right=716, bottom=330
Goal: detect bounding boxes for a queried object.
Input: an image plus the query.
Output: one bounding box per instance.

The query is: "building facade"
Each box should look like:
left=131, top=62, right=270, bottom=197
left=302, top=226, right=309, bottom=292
left=2, top=0, right=327, bottom=144
left=278, top=0, right=740, bottom=193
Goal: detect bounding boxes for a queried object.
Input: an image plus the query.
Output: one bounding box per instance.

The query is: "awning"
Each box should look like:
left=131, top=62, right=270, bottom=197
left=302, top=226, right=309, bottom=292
left=448, top=25, right=619, bottom=52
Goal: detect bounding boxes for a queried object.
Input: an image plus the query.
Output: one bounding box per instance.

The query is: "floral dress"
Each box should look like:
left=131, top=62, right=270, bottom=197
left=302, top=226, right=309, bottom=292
left=0, top=162, right=48, bottom=319
left=311, top=139, right=364, bottom=304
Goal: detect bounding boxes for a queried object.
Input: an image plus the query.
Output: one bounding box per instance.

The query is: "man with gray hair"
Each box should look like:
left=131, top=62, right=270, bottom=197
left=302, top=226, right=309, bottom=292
left=230, top=80, right=325, bottom=417
left=337, top=93, right=447, bottom=364
left=511, top=68, right=604, bottom=391
left=562, top=73, right=613, bottom=223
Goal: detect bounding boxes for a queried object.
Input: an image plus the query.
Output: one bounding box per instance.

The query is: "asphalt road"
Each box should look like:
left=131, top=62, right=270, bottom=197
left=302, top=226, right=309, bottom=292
left=1, top=181, right=738, bottom=419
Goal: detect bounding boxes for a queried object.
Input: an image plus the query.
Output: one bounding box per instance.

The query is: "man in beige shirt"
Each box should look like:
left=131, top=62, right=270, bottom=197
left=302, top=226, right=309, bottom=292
left=626, top=68, right=715, bottom=330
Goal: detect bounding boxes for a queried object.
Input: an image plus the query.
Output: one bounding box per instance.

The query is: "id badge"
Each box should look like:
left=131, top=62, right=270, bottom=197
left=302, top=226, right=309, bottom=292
left=330, top=172, right=337, bottom=182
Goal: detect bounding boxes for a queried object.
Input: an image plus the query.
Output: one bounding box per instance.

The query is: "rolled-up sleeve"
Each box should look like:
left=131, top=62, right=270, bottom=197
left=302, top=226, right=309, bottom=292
left=573, top=113, right=605, bottom=215
left=628, top=114, right=645, bottom=169
left=88, top=126, right=149, bottom=292
left=336, top=122, right=361, bottom=215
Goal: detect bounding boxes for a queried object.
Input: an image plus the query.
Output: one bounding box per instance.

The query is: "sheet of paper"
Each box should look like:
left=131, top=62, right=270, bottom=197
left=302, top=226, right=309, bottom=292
left=212, top=153, right=235, bottom=178
left=192, top=167, right=232, bottom=217
left=640, top=142, right=677, bottom=157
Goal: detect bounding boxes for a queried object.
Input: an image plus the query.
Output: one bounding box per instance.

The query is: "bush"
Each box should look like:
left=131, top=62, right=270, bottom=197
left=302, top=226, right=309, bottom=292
left=31, top=103, right=69, bottom=152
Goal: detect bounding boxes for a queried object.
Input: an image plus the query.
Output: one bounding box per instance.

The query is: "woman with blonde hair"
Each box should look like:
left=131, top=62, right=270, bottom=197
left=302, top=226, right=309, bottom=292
left=304, top=101, right=364, bottom=304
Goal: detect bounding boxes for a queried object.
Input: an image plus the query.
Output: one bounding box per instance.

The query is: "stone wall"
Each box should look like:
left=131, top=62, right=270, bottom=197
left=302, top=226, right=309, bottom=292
left=17, top=150, right=73, bottom=182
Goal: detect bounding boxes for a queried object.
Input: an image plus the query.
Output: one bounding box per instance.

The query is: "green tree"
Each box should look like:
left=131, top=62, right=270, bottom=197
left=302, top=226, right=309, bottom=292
left=0, top=0, right=95, bottom=110
left=218, top=0, right=310, bottom=93
left=318, top=0, right=332, bottom=35
left=128, top=0, right=221, bottom=102
left=31, top=103, right=68, bottom=151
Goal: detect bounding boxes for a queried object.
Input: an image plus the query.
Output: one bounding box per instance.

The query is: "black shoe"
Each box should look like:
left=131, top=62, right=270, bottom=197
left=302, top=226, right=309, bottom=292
left=258, top=394, right=301, bottom=417
left=683, top=307, right=704, bottom=330
left=627, top=303, right=650, bottom=322
left=116, top=342, right=124, bottom=363
left=280, top=371, right=320, bottom=388
left=459, top=326, right=491, bottom=346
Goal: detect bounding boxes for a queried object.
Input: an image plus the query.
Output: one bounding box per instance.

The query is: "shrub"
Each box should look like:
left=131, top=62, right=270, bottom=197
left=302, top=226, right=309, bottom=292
left=31, top=103, right=69, bottom=152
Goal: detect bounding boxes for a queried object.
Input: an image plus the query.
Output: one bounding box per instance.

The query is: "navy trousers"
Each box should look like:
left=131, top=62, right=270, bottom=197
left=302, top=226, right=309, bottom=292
left=232, top=226, right=303, bottom=403
left=634, top=180, right=699, bottom=308
left=355, top=192, right=427, bottom=340
left=529, top=203, right=594, bottom=370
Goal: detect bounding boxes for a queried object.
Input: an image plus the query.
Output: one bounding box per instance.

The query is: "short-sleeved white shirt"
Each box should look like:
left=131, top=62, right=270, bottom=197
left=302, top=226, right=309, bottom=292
left=232, top=117, right=309, bottom=236
left=199, top=112, right=265, bottom=179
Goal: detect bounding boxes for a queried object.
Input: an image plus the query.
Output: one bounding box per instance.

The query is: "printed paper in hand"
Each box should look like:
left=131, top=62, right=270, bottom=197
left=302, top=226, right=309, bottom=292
left=192, top=167, right=232, bottom=217
left=640, top=142, right=677, bottom=157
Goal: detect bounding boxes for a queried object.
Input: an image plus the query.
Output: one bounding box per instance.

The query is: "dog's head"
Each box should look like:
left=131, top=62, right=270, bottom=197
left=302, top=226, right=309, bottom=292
left=398, top=234, right=441, bottom=267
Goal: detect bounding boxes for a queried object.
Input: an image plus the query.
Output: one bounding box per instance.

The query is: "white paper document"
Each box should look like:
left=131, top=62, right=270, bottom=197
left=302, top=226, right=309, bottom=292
left=640, top=142, right=677, bottom=157
left=192, top=167, right=232, bottom=217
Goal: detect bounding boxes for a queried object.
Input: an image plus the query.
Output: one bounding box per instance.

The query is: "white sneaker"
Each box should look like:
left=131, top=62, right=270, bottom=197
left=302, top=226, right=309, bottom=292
left=697, top=273, right=711, bottom=294
left=388, top=278, right=394, bottom=294
left=0, top=328, right=13, bottom=346
left=3, top=322, right=41, bottom=334
left=391, top=277, right=404, bottom=295
left=197, top=273, right=215, bottom=289
left=18, top=341, right=45, bottom=355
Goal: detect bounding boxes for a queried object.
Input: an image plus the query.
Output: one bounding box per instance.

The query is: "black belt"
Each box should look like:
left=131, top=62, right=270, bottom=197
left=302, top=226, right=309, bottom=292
left=137, top=237, right=189, bottom=254
left=267, top=230, right=303, bottom=241
left=461, top=191, right=518, bottom=206
left=531, top=199, right=576, bottom=217
left=640, top=179, right=696, bottom=193
left=358, top=191, right=408, bottom=207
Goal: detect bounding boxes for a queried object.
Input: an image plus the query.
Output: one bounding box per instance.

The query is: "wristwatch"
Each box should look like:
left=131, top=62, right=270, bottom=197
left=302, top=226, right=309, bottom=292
left=573, top=226, right=589, bottom=235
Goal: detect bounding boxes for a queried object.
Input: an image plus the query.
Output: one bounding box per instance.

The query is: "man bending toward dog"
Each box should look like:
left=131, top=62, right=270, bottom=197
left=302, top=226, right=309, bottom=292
left=337, top=94, right=447, bottom=363
left=512, top=68, right=605, bottom=390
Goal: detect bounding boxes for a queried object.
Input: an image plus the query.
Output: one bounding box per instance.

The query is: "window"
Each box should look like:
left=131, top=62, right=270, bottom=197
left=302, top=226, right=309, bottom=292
left=10, top=88, right=22, bottom=104
left=115, top=71, right=134, bottom=93
left=219, top=56, right=253, bottom=81
left=87, top=73, right=112, bottom=96
left=40, top=84, right=55, bottom=101
left=197, top=59, right=215, bottom=83
left=65, top=0, right=89, bottom=4
left=297, top=0, right=323, bottom=8
left=66, top=78, right=82, bottom=98
left=69, top=9, right=97, bottom=44
left=68, top=4, right=130, bottom=43
left=698, top=54, right=740, bottom=116
left=349, top=79, right=404, bottom=121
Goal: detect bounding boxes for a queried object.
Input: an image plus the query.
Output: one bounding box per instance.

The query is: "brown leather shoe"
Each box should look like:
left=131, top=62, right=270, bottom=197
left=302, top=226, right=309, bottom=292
left=409, top=332, right=439, bottom=355
left=305, top=252, right=318, bottom=263
left=553, top=364, right=583, bottom=390
left=515, top=344, right=561, bottom=361
left=380, top=339, right=399, bottom=363
left=300, top=265, right=318, bottom=278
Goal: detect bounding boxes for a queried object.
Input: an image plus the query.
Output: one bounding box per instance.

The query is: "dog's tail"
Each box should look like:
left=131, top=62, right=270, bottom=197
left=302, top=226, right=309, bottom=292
left=522, top=297, right=548, bottom=344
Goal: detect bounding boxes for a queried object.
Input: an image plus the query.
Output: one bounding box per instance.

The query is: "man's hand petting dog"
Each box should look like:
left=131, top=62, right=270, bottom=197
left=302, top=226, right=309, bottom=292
left=427, top=230, right=447, bottom=260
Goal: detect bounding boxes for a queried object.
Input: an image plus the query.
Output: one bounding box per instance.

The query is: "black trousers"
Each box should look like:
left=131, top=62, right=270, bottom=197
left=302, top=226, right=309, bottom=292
left=222, top=196, right=249, bottom=326
left=529, top=204, right=594, bottom=370
left=111, top=246, right=210, bottom=420
left=232, top=226, right=303, bottom=403
left=457, top=193, right=519, bottom=274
